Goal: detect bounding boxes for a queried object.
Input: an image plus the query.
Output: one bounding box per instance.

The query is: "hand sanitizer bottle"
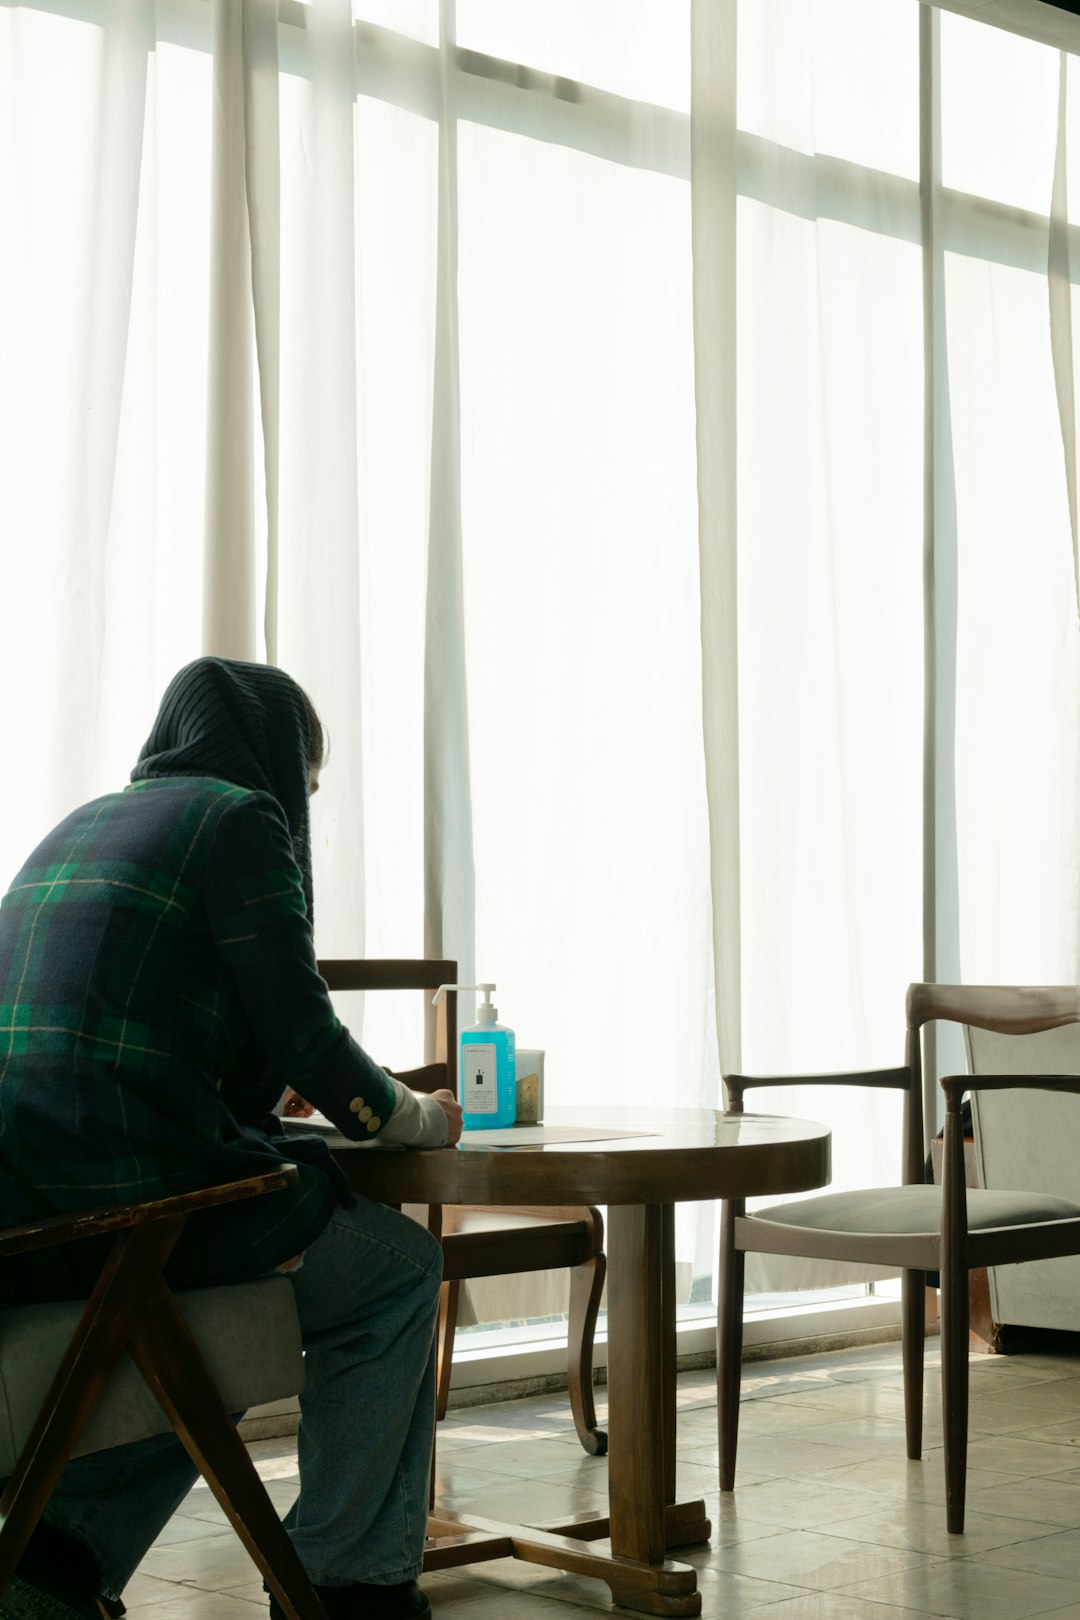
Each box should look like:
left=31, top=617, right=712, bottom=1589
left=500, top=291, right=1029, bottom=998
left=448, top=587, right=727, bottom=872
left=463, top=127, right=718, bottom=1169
left=432, top=983, right=516, bottom=1130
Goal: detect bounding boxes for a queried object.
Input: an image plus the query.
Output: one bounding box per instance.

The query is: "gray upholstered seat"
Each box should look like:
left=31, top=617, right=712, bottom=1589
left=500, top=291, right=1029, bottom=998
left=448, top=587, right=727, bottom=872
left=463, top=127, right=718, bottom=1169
left=0, top=1277, right=303, bottom=1476
left=755, top=1185, right=1080, bottom=1236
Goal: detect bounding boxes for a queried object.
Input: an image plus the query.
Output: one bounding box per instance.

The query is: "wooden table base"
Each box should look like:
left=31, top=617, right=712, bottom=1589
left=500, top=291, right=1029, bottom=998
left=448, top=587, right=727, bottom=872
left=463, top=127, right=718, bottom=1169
left=424, top=1203, right=713, bottom=1615
left=425, top=1499, right=712, bottom=1616
left=329, top=1111, right=831, bottom=1618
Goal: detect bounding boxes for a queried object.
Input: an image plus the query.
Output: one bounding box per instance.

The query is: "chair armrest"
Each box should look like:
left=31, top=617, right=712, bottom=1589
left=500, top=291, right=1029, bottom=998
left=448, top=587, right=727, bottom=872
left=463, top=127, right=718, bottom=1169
left=727, top=1068, right=908, bottom=1089
left=725, top=1068, right=909, bottom=1109
left=0, top=1168, right=299, bottom=1261
left=940, top=1072, right=1080, bottom=1104
left=939, top=1069, right=1080, bottom=1253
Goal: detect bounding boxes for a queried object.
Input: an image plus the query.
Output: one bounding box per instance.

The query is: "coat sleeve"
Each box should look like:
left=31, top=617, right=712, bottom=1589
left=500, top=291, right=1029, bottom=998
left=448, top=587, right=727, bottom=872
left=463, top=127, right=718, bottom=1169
left=203, top=791, right=399, bottom=1141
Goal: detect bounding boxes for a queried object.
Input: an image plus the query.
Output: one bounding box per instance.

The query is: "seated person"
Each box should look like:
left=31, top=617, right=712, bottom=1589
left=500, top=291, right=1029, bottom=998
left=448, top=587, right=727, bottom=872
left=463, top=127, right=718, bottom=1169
left=0, top=657, right=462, bottom=1620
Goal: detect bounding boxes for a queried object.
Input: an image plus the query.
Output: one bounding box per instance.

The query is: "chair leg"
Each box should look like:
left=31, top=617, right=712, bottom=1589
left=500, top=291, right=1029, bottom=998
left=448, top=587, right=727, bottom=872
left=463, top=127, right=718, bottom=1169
left=901, top=1268, right=926, bottom=1460
left=0, top=1310, right=128, bottom=1592
left=717, top=1202, right=745, bottom=1492
left=130, top=1283, right=326, bottom=1620
left=436, top=1280, right=460, bottom=1422
left=567, top=1254, right=607, bottom=1456
left=940, top=1257, right=970, bottom=1535
left=0, top=1222, right=180, bottom=1595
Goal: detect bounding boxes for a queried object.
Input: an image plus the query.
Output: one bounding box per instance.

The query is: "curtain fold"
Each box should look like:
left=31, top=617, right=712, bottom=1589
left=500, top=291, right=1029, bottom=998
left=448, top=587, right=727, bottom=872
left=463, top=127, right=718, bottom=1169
left=55, top=0, right=153, bottom=798
left=275, top=0, right=367, bottom=963
left=706, top=0, right=924, bottom=1291
left=921, top=2, right=963, bottom=1123
left=1050, top=49, right=1079, bottom=623
left=0, top=0, right=201, bottom=862
left=691, top=0, right=741, bottom=1082
left=243, top=1, right=283, bottom=666
left=201, top=0, right=280, bottom=665
left=203, top=0, right=259, bottom=659
left=423, top=0, right=477, bottom=999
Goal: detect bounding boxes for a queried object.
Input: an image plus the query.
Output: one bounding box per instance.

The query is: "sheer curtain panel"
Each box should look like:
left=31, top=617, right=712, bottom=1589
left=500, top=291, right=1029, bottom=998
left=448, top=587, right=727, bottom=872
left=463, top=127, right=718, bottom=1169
left=5, top=0, right=1080, bottom=1321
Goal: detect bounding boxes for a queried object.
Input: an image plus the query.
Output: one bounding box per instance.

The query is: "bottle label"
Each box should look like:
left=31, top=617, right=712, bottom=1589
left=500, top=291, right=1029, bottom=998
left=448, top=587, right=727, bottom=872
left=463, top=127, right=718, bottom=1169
left=462, top=1042, right=498, bottom=1114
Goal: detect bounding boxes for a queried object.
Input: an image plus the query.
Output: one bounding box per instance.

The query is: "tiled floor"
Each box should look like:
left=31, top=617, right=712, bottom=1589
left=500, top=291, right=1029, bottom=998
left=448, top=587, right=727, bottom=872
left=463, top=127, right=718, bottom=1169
left=128, top=1338, right=1080, bottom=1619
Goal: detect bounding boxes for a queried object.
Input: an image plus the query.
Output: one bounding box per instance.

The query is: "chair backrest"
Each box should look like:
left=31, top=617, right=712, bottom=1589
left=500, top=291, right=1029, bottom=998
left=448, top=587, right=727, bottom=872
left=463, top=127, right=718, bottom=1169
left=906, top=983, right=1080, bottom=1042
left=725, top=984, right=1080, bottom=1199
left=963, top=1012, right=1080, bottom=1197
left=908, top=982, right=1080, bottom=1210
left=907, top=985, right=1080, bottom=1109
left=318, top=959, right=459, bottom=1095
left=959, top=995, right=1080, bottom=1329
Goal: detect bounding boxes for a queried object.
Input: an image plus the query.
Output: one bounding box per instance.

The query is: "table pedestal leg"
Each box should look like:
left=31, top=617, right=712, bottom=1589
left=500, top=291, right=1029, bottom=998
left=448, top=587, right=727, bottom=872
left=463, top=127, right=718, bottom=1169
left=425, top=1202, right=710, bottom=1617
left=661, top=1203, right=677, bottom=1506
left=604, top=1203, right=708, bottom=1614
left=608, top=1204, right=667, bottom=1565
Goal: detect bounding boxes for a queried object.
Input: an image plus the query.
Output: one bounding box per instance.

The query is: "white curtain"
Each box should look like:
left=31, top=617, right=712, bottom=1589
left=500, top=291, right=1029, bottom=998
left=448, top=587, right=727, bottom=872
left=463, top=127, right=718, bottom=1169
left=940, top=17, right=1080, bottom=990
left=1, top=2, right=207, bottom=863
left=5, top=0, right=1080, bottom=1319
left=0, top=0, right=714, bottom=1324
left=691, top=0, right=924, bottom=1290
left=689, top=0, right=1080, bottom=1290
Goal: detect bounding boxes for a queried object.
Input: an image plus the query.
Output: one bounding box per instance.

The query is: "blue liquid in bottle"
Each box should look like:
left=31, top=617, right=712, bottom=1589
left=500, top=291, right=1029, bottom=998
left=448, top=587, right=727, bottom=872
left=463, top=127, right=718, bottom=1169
left=461, top=1010, right=516, bottom=1131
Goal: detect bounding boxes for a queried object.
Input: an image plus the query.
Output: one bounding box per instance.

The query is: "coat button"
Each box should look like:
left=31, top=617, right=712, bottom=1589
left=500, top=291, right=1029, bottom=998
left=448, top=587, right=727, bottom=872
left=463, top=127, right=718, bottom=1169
left=366, top=1116, right=381, bottom=1133
left=349, top=1097, right=365, bottom=1114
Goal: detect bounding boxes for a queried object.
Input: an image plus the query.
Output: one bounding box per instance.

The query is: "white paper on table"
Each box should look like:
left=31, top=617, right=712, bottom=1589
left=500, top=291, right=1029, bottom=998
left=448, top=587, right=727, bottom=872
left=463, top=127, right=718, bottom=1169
left=284, top=1119, right=656, bottom=1150
left=458, top=1125, right=657, bottom=1148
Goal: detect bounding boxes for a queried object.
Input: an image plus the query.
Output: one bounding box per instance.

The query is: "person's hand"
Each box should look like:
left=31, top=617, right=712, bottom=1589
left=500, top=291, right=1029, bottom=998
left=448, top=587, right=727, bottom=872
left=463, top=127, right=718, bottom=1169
left=282, top=1089, right=315, bottom=1118
left=427, top=1087, right=464, bottom=1146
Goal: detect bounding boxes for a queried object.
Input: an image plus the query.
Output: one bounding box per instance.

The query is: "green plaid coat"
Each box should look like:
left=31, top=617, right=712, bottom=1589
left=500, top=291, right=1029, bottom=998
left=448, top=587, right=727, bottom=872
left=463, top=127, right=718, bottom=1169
left=0, top=777, right=399, bottom=1300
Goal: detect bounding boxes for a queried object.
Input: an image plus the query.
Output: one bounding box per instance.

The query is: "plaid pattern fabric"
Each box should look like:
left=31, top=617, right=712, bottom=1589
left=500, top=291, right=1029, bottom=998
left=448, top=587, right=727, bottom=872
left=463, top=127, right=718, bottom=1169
left=0, top=778, right=398, bottom=1301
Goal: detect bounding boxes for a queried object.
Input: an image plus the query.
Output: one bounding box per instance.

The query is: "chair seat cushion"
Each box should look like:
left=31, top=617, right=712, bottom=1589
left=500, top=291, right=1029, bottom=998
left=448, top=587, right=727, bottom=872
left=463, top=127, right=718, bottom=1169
left=0, top=1277, right=303, bottom=1476
left=754, top=1185, right=1080, bottom=1236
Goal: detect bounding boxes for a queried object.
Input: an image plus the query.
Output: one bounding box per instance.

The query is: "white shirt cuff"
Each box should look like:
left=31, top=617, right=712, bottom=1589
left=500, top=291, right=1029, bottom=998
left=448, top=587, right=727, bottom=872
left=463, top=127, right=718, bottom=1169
left=379, top=1078, right=449, bottom=1148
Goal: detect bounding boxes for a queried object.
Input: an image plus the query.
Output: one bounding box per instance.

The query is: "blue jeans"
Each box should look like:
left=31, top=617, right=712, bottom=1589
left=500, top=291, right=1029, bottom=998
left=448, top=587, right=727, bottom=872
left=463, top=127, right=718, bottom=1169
left=43, top=1197, right=442, bottom=1598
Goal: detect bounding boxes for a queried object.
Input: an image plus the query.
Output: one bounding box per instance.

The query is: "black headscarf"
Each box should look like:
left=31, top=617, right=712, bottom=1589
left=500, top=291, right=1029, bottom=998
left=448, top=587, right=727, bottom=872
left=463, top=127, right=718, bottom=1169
left=132, top=658, right=321, bottom=918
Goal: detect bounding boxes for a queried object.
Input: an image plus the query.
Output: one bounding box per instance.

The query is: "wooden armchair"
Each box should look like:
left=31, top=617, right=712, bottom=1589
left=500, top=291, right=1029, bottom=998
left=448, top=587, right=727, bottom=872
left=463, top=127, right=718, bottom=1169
left=318, top=960, right=607, bottom=1454
left=718, top=982, right=1080, bottom=1533
left=0, top=1168, right=324, bottom=1620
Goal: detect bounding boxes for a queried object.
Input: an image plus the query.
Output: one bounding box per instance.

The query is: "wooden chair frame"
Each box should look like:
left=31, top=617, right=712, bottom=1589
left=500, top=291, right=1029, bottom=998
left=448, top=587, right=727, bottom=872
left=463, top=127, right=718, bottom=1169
left=718, top=982, right=1080, bottom=1533
left=318, top=959, right=607, bottom=1454
left=0, top=1169, right=326, bottom=1620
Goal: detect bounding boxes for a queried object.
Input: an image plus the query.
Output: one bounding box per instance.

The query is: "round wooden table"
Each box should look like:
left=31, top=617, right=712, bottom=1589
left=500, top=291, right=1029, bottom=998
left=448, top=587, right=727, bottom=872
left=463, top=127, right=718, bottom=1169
left=328, top=1106, right=831, bottom=1617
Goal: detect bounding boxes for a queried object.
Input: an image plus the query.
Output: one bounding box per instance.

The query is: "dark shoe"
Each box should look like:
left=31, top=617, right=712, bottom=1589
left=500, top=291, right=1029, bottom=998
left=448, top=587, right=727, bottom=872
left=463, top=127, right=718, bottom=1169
left=268, top=1579, right=431, bottom=1620
left=0, top=1523, right=119, bottom=1620
left=0, top=1576, right=102, bottom=1620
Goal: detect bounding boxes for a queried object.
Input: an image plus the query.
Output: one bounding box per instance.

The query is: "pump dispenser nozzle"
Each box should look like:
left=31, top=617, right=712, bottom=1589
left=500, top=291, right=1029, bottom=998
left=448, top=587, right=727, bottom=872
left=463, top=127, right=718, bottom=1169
left=432, top=983, right=498, bottom=1023
left=435, top=983, right=516, bottom=1128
